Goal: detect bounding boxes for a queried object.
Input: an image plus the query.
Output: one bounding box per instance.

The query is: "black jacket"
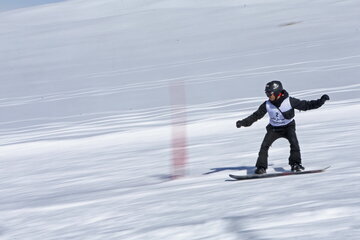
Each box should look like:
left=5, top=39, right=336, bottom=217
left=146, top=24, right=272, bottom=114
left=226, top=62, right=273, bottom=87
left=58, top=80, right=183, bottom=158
left=240, top=90, right=326, bottom=127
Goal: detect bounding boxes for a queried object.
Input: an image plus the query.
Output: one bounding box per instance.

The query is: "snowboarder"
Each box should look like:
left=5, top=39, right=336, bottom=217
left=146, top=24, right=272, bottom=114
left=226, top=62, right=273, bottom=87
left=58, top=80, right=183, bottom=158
left=236, top=81, right=330, bottom=174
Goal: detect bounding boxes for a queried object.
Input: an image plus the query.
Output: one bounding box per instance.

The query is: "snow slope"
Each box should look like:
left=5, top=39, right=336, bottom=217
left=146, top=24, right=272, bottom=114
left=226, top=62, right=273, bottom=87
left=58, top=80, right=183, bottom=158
left=0, top=0, right=360, bottom=239
left=0, top=0, right=65, bottom=12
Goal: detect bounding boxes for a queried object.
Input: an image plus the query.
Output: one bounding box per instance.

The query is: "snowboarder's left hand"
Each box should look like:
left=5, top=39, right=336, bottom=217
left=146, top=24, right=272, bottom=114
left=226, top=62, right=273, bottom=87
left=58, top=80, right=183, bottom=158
left=321, top=94, right=330, bottom=102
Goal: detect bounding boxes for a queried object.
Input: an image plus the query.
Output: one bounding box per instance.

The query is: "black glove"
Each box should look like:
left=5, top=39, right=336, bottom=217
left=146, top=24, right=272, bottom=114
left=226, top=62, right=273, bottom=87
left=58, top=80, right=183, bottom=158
left=236, top=120, right=243, bottom=128
left=321, top=94, right=330, bottom=102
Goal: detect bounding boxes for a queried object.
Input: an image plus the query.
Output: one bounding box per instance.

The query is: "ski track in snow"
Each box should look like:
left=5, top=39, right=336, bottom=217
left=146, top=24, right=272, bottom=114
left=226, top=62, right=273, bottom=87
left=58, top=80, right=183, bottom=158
left=1, top=52, right=360, bottom=109
left=0, top=83, right=359, bottom=146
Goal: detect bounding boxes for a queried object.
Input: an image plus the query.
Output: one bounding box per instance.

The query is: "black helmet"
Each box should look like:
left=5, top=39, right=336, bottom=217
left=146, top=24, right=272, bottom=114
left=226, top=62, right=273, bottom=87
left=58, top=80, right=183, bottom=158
left=265, top=80, right=283, bottom=97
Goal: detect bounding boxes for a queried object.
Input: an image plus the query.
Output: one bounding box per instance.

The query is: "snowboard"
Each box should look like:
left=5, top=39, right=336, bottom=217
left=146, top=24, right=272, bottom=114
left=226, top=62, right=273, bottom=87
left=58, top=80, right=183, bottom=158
left=228, top=166, right=330, bottom=181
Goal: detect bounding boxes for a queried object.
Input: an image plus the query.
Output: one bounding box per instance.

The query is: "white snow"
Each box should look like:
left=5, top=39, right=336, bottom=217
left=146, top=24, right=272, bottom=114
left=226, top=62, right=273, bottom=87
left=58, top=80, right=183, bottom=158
left=1, top=0, right=360, bottom=239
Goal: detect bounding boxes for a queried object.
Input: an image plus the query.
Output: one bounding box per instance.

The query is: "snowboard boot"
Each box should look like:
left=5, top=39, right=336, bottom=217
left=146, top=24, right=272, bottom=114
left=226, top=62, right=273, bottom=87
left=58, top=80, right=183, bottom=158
left=255, top=167, right=267, bottom=174
left=291, top=163, right=305, bottom=172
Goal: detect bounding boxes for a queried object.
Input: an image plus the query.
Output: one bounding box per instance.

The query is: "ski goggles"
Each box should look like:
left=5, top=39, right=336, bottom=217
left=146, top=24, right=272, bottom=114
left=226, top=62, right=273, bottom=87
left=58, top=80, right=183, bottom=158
left=265, top=91, right=274, bottom=97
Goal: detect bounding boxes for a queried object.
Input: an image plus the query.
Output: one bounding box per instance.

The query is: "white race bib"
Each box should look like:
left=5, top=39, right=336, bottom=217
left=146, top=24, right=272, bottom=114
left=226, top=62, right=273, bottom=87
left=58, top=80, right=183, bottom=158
left=266, top=97, right=293, bottom=126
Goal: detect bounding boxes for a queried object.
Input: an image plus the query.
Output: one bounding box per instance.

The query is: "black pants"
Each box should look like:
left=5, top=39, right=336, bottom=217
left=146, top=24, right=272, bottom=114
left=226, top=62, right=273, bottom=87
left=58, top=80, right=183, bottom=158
left=256, top=123, right=301, bottom=169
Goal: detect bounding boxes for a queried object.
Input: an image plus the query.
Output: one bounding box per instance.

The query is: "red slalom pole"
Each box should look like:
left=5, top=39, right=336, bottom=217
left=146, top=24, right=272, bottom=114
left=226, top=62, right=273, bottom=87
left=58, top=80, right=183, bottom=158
left=169, top=80, right=188, bottom=179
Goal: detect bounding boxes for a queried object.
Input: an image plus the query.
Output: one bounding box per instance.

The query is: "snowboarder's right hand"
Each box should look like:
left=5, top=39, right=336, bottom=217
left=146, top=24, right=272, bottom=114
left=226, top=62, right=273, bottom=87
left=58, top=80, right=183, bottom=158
left=236, top=120, right=244, bottom=128
left=321, top=94, right=330, bottom=101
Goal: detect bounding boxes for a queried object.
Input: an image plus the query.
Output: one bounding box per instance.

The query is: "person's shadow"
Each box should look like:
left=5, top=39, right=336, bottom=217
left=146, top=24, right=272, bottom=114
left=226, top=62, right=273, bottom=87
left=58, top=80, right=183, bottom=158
left=203, top=166, right=256, bottom=175
left=203, top=165, right=286, bottom=175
